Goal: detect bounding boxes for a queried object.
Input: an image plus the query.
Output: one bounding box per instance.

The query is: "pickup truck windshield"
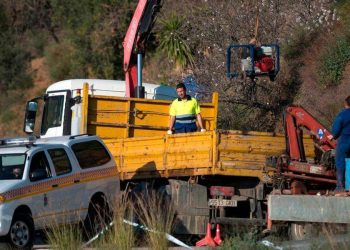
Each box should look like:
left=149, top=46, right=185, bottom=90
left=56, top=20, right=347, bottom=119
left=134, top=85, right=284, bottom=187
left=41, top=95, right=64, bottom=135
left=0, top=154, right=26, bottom=180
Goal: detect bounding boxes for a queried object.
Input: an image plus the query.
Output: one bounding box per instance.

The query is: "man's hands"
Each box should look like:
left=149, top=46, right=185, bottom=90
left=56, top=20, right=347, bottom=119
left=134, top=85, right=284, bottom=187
left=167, top=128, right=206, bottom=134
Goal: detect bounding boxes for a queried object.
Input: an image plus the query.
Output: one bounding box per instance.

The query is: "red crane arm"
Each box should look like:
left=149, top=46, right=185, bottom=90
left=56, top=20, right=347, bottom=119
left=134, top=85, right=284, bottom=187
left=285, top=106, right=336, bottom=161
left=123, top=0, right=147, bottom=98
left=123, top=0, right=162, bottom=97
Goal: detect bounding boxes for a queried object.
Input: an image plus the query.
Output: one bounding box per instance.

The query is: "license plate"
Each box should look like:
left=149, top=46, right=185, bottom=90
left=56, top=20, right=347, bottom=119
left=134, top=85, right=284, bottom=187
left=208, top=199, right=237, bottom=207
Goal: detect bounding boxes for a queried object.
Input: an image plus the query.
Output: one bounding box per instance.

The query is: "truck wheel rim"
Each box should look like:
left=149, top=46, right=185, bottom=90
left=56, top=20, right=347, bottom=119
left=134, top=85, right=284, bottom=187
left=10, top=220, right=29, bottom=247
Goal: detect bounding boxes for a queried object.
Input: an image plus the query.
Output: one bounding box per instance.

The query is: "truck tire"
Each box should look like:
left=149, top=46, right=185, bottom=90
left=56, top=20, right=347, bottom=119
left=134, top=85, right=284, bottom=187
left=7, top=212, right=34, bottom=249
left=290, top=222, right=318, bottom=240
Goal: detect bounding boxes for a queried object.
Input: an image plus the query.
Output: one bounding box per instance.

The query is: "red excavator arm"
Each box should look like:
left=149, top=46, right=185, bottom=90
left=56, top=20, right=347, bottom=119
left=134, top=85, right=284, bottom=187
left=123, top=0, right=162, bottom=97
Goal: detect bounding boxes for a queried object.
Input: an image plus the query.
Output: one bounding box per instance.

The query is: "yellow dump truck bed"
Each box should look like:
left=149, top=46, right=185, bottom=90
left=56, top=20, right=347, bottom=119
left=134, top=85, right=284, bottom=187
left=80, top=83, right=315, bottom=182
left=105, top=130, right=315, bottom=182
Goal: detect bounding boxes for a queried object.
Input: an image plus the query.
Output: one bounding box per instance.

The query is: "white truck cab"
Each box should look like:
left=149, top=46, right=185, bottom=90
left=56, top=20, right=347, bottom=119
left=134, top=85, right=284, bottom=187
left=0, top=135, right=119, bottom=248
left=24, top=79, right=177, bottom=138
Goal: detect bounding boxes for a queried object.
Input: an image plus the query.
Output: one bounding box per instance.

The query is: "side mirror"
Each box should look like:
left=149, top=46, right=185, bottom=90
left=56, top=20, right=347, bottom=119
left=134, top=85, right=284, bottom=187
left=24, top=101, right=38, bottom=134
left=30, top=169, right=47, bottom=181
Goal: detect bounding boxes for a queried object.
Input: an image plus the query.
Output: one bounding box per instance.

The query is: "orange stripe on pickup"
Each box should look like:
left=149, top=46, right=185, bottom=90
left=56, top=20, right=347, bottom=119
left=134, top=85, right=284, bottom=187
left=1, top=166, right=118, bottom=203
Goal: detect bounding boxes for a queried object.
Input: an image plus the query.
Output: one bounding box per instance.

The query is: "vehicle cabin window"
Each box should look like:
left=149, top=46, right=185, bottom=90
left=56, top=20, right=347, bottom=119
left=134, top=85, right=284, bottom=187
left=71, top=140, right=111, bottom=169
left=29, top=151, right=51, bottom=182
left=0, top=154, right=26, bottom=180
left=41, top=95, right=64, bottom=135
left=48, top=148, right=72, bottom=176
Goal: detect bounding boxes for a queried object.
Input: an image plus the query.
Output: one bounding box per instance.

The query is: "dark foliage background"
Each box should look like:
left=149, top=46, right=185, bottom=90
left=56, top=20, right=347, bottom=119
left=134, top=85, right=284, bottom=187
left=0, top=0, right=349, bottom=136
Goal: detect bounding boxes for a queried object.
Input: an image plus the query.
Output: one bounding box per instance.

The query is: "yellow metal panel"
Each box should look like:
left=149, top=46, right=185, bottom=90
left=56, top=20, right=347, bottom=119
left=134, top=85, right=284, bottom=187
left=213, top=168, right=269, bottom=180
left=87, top=125, right=126, bottom=139
left=130, top=129, right=168, bottom=137
left=104, top=132, right=214, bottom=180
left=219, top=130, right=315, bottom=158
left=130, top=102, right=170, bottom=127
left=220, top=152, right=268, bottom=162
left=165, top=132, right=212, bottom=171
left=104, top=126, right=317, bottom=182
left=88, top=98, right=129, bottom=124
left=81, top=83, right=89, bottom=134
left=212, top=92, right=218, bottom=129
left=199, top=104, right=216, bottom=131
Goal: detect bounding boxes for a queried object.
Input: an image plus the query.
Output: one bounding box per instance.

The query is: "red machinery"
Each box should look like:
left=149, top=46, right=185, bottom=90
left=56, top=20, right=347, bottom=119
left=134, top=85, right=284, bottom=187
left=123, top=0, right=161, bottom=98
left=278, top=106, right=337, bottom=192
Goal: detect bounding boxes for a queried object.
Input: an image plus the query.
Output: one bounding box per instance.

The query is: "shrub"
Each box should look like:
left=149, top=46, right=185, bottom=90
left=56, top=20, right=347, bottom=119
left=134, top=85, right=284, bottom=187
left=44, top=40, right=85, bottom=81
left=220, top=235, right=268, bottom=250
left=282, top=28, right=318, bottom=60
left=317, top=35, right=350, bottom=87
left=0, top=32, right=33, bottom=91
left=28, top=29, right=49, bottom=57
left=1, top=110, right=15, bottom=123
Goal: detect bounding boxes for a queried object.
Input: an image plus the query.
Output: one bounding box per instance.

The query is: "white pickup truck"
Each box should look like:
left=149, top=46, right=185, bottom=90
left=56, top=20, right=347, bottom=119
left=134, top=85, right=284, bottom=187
left=0, top=135, right=120, bottom=248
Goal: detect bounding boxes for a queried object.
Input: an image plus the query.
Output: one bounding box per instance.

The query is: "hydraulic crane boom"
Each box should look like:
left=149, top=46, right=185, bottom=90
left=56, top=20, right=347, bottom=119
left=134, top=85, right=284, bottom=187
left=284, top=106, right=336, bottom=161
left=123, top=0, right=162, bottom=97
left=279, top=106, right=337, bottom=186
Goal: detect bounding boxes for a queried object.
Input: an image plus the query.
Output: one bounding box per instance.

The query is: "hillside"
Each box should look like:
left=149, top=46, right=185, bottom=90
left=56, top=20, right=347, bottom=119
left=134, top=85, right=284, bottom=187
left=0, top=58, right=51, bottom=136
left=0, top=0, right=350, bottom=137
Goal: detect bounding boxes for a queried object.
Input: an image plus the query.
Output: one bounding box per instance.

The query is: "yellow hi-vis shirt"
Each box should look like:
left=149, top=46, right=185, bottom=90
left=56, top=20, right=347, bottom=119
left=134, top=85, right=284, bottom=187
left=169, top=95, right=201, bottom=124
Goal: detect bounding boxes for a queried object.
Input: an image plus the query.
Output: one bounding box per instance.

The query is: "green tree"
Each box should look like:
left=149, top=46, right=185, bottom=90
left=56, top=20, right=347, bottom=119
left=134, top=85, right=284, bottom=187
left=0, top=3, right=32, bottom=92
left=317, top=35, right=350, bottom=87
left=46, top=0, right=134, bottom=80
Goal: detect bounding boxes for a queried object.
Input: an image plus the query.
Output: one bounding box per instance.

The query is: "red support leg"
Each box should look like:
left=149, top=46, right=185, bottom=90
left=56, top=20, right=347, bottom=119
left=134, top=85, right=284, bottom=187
left=213, top=224, right=222, bottom=245
left=195, top=223, right=217, bottom=247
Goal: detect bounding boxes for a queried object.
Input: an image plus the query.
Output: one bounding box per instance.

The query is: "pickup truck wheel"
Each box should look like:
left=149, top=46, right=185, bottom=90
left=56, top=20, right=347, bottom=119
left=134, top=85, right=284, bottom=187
left=7, top=213, right=34, bottom=249
left=290, top=222, right=318, bottom=240
left=84, top=199, right=111, bottom=239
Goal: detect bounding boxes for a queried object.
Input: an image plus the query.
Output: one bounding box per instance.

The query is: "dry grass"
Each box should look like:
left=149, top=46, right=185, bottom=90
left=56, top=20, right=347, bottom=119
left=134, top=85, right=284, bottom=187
left=134, top=189, right=176, bottom=250
left=45, top=221, right=82, bottom=250
left=42, top=189, right=177, bottom=250
left=321, top=224, right=350, bottom=250
left=96, top=192, right=135, bottom=250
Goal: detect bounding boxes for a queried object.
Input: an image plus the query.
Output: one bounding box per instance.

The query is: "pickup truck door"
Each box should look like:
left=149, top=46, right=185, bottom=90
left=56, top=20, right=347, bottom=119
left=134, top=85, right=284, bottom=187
left=27, top=150, right=55, bottom=228
left=40, top=90, right=71, bottom=138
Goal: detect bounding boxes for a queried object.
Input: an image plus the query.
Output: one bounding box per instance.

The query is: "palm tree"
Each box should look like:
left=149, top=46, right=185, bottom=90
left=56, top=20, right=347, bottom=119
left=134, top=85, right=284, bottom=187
left=158, top=14, right=194, bottom=69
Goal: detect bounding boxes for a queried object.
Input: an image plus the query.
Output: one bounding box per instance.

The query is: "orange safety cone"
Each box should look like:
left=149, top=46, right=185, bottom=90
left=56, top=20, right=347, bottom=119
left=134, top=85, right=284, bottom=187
left=195, top=223, right=217, bottom=247
left=213, top=224, right=222, bottom=245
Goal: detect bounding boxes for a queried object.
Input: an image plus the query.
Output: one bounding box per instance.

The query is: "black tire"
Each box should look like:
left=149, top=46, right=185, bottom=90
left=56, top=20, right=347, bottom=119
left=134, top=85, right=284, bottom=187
left=7, top=212, right=34, bottom=249
left=83, top=197, right=111, bottom=239
left=290, top=222, right=318, bottom=241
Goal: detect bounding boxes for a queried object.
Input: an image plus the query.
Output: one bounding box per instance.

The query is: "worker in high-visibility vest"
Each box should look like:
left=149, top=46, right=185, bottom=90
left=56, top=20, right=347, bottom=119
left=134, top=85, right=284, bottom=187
left=168, top=83, right=205, bottom=134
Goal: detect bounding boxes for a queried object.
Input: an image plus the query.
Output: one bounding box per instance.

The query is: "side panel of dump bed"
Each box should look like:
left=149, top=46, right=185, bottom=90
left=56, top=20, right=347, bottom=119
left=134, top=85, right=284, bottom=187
left=105, top=132, right=214, bottom=180
left=105, top=130, right=316, bottom=181
left=214, top=130, right=315, bottom=180
left=80, top=83, right=218, bottom=139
